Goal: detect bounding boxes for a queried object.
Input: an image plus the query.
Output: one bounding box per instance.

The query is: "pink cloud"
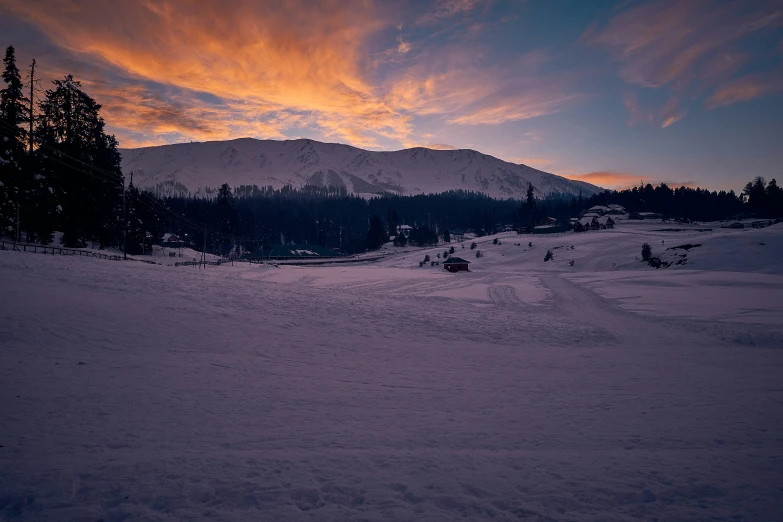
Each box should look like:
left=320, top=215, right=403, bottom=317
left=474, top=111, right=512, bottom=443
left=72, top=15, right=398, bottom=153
left=589, top=0, right=783, bottom=123
left=705, top=68, right=783, bottom=108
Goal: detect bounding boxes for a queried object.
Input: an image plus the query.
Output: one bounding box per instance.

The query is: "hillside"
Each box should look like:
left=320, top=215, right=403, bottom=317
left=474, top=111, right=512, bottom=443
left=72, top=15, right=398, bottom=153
left=120, top=138, right=601, bottom=199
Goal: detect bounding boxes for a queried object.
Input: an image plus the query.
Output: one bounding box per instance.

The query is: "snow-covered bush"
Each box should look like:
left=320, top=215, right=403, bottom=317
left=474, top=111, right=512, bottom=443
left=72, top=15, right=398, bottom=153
left=544, top=249, right=553, bottom=262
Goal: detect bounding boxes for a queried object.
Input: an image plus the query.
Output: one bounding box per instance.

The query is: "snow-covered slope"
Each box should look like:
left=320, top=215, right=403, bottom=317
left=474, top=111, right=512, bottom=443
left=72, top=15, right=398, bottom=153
left=2, top=222, right=783, bottom=520
left=120, top=138, right=601, bottom=199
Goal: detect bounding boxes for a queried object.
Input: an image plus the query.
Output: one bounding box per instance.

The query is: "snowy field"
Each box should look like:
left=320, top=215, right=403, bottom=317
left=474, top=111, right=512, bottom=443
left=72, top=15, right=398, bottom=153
left=1, top=222, right=783, bottom=521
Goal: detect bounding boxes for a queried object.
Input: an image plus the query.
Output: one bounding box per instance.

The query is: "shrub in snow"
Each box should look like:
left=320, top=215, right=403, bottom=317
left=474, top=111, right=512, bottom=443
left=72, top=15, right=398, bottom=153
left=528, top=242, right=532, bottom=247
left=449, top=246, right=455, bottom=254
left=641, top=243, right=652, bottom=261
left=431, top=261, right=435, bottom=266
left=493, top=238, right=498, bottom=245
left=475, top=250, right=482, bottom=258
left=470, top=242, right=477, bottom=250
left=544, top=249, right=553, bottom=262
left=569, top=259, right=574, bottom=266
left=424, top=254, right=430, bottom=263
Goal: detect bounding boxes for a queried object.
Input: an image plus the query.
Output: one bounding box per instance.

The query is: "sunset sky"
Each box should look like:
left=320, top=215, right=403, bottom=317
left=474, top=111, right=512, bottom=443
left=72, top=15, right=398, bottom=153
left=1, top=0, right=781, bottom=191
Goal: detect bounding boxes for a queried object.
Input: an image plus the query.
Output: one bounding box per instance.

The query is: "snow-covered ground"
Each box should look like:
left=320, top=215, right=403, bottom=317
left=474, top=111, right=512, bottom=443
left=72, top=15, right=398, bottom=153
left=1, top=222, right=782, bottom=521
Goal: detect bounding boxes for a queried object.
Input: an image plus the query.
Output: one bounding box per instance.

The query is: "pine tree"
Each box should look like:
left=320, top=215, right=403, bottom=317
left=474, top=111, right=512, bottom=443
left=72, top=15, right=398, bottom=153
left=37, top=75, right=124, bottom=247
left=365, top=214, right=386, bottom=251
left=216, top=182, right=236, bottom=251
left=0, top=46, right=29, bottom=239
left=526, top=182, right=537, bottom=227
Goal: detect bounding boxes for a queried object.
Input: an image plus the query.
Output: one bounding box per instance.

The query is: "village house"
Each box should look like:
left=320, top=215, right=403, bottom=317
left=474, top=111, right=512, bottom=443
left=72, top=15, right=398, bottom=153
left=397, top=225, right=413, bottom=237
left=162, top=233, right=185, bottom=248
left=443, top=256, right=471, bottom=273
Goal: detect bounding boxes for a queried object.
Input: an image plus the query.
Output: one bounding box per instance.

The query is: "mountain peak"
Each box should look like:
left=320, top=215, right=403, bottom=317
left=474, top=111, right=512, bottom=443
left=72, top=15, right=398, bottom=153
left=120, top=138, right=601, bottom=198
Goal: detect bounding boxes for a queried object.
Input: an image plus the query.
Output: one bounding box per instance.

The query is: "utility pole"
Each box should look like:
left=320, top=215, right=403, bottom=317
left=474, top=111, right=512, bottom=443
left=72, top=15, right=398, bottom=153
left=202, top=225, right=207, bottom=269
left=122, top=182, right=127, bottom=260
left=28, top=59, right=36, bottom=154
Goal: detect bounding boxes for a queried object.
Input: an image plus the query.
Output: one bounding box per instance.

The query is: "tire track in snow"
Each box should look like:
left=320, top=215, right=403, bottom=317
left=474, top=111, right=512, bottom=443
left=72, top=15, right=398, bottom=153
left=487, top=285, right=522, bottom=308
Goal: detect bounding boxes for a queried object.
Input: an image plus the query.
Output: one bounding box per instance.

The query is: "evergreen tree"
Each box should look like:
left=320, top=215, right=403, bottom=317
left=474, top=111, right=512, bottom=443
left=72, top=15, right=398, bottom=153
left=216, top=182, right=236, bottom=252
left=125, top=182, right=145, bottom=255
left=37, top=75, right=123, bottom=247
left=443, top=228, right=450, bottom=242
left=365, top=214, right=386, bottom=250
left=393, top=230, right=407, bottom=247
left=0, top=46, right=29, bottom=239
left=525, top=182, right=536, bottom=227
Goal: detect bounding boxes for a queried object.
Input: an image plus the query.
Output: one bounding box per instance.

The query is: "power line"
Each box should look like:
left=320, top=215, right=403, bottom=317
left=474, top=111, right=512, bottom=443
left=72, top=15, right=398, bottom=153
left=0, top=119, right=241, bottom=243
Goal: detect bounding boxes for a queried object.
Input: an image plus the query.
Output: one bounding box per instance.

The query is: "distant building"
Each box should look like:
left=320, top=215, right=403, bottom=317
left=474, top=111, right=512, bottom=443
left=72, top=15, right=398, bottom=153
left=162, top=234, right=185, bottom=248
left=596, top=216, right=615, bottom=229
left=630, top=212, right=663, bottom=220
left=248, top=244, right=340, bottom=259
left=397, top=225, right=413, bottom=237
left=450, top=228, right=466, bottom=241
left=443, top=256, right=471, bottom=273
left=533, top=223, right=571, bottom=234
left=574, top=218, right=592, bottom=232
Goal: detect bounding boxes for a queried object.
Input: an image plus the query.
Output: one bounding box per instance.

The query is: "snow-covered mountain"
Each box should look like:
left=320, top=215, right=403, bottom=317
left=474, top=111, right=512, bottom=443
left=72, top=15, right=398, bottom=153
left=120, top=138, right=601, bottom=199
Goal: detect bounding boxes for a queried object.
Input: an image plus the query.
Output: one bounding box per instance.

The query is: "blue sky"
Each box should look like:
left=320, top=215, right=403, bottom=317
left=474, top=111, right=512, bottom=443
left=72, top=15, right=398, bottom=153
left=1, top=0, right=781, bottom=191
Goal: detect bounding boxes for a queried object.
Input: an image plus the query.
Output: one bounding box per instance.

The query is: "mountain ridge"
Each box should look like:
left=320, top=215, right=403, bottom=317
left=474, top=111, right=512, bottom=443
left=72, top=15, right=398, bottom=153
left=120, top=137, right=602, bottom=199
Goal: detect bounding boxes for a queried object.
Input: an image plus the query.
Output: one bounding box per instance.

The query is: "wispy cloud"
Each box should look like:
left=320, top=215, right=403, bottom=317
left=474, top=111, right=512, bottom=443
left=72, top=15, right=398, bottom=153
left=403, top=142, right=458, bottom=150
left=660, top=96, right=686, bottom=128
left=624, top=92, right=654, bottom=126
left=387, top=49, right=578, bottom=126
left=705, top=67, right=783, bottom=108
left=416, top=0, right=488, bottom=25
left=589, top=0, right=783, bottom=124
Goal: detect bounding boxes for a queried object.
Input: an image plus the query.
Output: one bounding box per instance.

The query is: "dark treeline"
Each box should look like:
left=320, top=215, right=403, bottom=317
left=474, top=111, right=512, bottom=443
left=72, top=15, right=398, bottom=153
left=0, top=45, right=125, bottom=249
left=163, top=188, right=523, bottom=255
left=2, top=44, right=781, bottom=257
left=161, top=178, right=781, bottom=256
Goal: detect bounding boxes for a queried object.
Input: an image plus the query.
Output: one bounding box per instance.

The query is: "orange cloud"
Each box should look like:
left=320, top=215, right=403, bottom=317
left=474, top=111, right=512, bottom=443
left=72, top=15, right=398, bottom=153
left=4, top=0, right=409, bottom=147
left=566, top=171, right=697, bottom=190
left=660, top=96, right=686, bottom=128
left=403, top=142, right=458, bottom=150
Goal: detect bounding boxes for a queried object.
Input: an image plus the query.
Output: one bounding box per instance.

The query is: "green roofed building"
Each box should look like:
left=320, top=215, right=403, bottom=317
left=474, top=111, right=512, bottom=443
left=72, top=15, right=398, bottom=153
left=248, top=244, right=341, bottom=259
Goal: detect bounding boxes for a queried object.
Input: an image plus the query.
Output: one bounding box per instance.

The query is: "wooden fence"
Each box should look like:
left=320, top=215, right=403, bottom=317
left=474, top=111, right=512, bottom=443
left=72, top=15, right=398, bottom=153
left=0, top=240, right=158, bottom=264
